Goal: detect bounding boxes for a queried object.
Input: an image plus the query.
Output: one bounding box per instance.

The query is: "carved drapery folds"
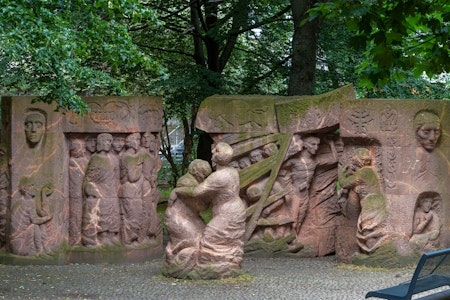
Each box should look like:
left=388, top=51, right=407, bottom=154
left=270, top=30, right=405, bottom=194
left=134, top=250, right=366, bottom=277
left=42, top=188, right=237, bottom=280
left=195, top=86, right=450, bottom=263
left=1, top=96, right=163, bottom=262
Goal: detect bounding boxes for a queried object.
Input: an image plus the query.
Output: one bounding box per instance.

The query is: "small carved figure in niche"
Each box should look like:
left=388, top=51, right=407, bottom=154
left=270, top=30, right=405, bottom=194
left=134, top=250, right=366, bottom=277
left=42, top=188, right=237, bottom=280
left=339, top=148, right=387, bottom=254
left=119, top=133, right=144, bottom=245
left=410, top=192, right=441, bottom=251
left=414, top=110, right=441, bottom=152
left=413, top=110, right=441, bottom=186
left=24, top=110, right=46, bottom=148
left=164, top=142, right=246, bottom=279
left=282, top=135, right=337, bottom=238
left=10, top=177, right=52, bottom=256
left=139, top=132, right=162, bottom=243
left=82, top=133, right=120, bottom=247
left=68, top=138, right=88, bottom=245
left=0, top=144, right=9, bottom=248
left=164, top=159, right=212, bottom=273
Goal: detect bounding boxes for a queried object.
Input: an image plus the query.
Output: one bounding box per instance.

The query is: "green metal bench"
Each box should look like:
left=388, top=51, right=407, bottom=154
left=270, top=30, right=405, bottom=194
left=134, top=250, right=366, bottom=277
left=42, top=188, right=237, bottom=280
left=366, top=248, right=450, bottom=300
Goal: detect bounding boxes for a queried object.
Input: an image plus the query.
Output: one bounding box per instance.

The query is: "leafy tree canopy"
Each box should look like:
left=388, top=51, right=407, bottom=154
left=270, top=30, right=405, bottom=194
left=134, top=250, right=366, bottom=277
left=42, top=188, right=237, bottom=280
left=0, top=0, right=163, bottom=113
left=309, top=0, right=450, bottom=88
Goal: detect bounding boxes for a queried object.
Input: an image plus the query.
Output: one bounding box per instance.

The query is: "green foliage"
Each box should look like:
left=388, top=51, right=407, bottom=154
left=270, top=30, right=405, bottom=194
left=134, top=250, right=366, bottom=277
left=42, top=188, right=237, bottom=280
left=309, top=0, right=450, bottom=89
left=0, top=0, right=162, bottom=113
left=362, top=70, right=450, bottom=100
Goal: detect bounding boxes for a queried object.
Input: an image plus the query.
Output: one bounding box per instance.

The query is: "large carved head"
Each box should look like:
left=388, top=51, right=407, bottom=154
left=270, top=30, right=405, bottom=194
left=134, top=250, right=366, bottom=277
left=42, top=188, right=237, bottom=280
left=24, top=110, right=46, bottom=148
left=414, top=110, right=441, bottom=152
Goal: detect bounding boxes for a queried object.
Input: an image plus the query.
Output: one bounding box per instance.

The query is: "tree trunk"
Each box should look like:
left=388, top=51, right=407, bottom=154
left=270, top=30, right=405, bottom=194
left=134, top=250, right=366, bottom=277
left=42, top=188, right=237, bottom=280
left=288, top=0, right=322, bottom=96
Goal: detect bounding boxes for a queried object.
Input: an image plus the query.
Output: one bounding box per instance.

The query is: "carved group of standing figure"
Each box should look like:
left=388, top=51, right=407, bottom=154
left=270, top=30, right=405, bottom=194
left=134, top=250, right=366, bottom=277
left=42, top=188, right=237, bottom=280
left=163, top=142, right=246, bottom=279
left=69, top=132, right=162, bottom=248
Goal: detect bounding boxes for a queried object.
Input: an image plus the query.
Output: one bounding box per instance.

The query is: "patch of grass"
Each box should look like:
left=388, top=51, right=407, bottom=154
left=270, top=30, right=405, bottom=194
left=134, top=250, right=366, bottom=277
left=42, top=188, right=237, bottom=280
left=153, top=273, right=254, bottom=286
left=336, top=263, right=413, bottom=272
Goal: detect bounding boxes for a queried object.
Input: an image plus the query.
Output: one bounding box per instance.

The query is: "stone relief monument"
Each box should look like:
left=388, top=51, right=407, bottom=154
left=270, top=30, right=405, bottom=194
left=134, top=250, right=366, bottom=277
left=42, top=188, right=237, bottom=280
left=163, top=142, right=246, bottom=279
left=195, top=85, right=450, bottom=265
left=0, top=96, right=163, bottom=264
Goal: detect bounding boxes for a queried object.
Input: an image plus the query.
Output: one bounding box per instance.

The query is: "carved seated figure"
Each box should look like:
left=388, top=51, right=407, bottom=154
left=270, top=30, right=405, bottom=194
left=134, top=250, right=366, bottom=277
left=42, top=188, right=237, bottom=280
left=339, top=148, right=387, bottom=254
left=410, top=192, right=441, bottom=251
left=10, top=177, right=52, bottom=256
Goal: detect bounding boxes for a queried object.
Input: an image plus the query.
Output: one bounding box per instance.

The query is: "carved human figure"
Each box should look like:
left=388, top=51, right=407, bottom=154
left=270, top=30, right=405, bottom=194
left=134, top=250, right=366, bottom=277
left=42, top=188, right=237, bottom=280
left=282, top=135, right=337, bottom=237
left=82, top=133, right=120, bottom=247
left=139, top=132, right=161, bottom=243
left=119, top=133, right=144, bottom=245
left=0, top=144, right=9, bottom=248
left=339, top=148, right=387, bottom=254
left=10, top=177, right=52, bottom=256
left=164, top=159, right=212, bottom=274
left=410, top=192, right=441, bottom=250
left=68, top=138, right=89, bottom=245
left=24, top=110, right=46, bottom=148
left=165, top=142, right=246, bottom=279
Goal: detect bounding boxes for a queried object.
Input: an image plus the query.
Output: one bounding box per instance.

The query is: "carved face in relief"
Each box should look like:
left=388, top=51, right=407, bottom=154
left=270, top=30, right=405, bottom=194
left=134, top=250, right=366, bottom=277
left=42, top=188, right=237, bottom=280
left=96, top=133, right=113, bottom=152
left=125, top=133, right=141, bottom=151
left=85, top=137, right=97, bottom=153
left=249, top=149, right=263, bottom=164
left=302, top=136, right=320, bottom=156
left=69, top=139, right=85, bottom=158
left=112, top=136, right=125, bottom=153
left=419, top=197, right=433, bottom=213
left=355, top=148, right=372, bottom=168
left=24, top=112, right=46, bottom=147
left=141, top=132, right=156, bottom=151
left=414, top=111, right=441, bottom=152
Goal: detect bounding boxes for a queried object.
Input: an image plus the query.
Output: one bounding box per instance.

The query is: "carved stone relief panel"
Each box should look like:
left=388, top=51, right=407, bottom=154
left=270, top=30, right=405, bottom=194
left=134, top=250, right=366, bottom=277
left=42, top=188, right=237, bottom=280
left=338, top=99, right=450, bottom=263
left=1, top=96, right=163, bottom=262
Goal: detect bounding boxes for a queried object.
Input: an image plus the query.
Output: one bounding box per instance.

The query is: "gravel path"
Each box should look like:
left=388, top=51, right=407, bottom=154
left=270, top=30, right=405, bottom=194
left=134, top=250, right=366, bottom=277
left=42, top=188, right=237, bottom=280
left=2, top=255, right=438, bottom=300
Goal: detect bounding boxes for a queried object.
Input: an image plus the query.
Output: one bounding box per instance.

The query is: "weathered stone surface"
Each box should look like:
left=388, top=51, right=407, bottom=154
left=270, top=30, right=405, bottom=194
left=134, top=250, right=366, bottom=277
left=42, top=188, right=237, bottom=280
left=0, top=96, right=163, bottom=264
left=163, top=143, right=246, bottom=279
left=337, top=99, right=450, bottom=264
left=194, top=86, right=450, bottom=265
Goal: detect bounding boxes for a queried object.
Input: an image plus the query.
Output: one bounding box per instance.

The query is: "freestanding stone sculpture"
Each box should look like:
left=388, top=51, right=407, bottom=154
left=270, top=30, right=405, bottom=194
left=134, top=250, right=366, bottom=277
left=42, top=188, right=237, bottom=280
left=0, top=96, right=163, bottom=264
left=163, top=142, right=246, bottom=279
